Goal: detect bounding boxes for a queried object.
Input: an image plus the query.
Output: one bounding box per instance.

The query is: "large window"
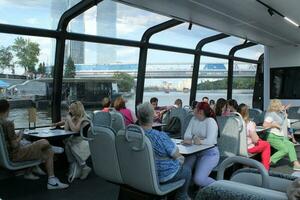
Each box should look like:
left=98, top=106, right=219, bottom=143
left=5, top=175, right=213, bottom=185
left=68, top=0, right=169, bottom=41
left=235, top=45, right=264, bottom=60
left=61, top=40, right=139, bottom=115
left=202, top=37, right=244, bottom=54
left=0, top=0, right=79, bottom=30
left=143, top=50, right=193, bottom=107
left=0, top=33, right=54, bottom=128
left=196, top=57, right=228, bottom=102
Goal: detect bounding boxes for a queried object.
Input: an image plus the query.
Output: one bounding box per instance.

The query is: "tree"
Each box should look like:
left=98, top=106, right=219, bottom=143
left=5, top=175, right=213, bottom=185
left=37, top=62, right=46, bottom=75
left=0, top=46, right=14, bottom=73
left=11, top=37, right=40, bottom=74
left=113, top=72, right=134, bottom=92
left=64, top=56, right=76, bottom=78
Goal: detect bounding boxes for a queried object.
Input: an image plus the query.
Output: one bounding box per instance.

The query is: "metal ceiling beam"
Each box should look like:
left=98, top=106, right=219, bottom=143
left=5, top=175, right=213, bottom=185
left=135, top=19, right=183, bottom=107
left=227, top=42, right=257, bottom=99
left=189, top=33, right=230, bottom=106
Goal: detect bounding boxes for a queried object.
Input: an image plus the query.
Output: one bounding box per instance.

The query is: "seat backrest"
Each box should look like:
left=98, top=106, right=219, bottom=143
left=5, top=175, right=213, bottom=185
left=116, top=125, right=161, bottom=194
left=182, top=113, right=193, bottom=139
left=217, top=116, right=241, bottom=157
left=249, top=108, right=263, bottom=125
left=231, top=112, right=248, bottom=157
left=88, top=125, right=123, bottom=184
left=109, top=109, right=126, bottom=132
left=168, top=108, right=188, bottom=138
left=92, top=110, right=112, bottom=127
left=288, top=106, right=300, bottom=119
left=0, top=125, right=11, bottom=169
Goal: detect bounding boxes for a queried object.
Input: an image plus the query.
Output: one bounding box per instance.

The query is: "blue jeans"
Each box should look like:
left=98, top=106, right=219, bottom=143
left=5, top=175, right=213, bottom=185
left=184, top=146, right=220, bottom=187
left=164, top=164, right=191, bottom=200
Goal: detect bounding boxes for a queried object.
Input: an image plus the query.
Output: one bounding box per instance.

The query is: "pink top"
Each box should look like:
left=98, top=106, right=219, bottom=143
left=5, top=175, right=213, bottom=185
left=119, top=108, right=134, bottom=126
left=246, top=121, right=256, bottom=149
left=102, top=107, right=109, bottom=112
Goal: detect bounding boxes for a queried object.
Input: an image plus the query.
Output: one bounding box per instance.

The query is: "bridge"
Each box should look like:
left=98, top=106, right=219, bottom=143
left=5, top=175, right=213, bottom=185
left=76, top=70, right=256, bottom=79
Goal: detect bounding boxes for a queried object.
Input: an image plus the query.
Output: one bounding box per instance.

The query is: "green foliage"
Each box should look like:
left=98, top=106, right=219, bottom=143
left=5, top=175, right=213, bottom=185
left=197, top=78, right=255, bottom=90
left=0, top=46, right=14, bottom=72
left=113, top=72, right=134, bottom=92
left=64, top=56, right=76, bottom=78
left=37, top=62, right=46, bottom=75
left=11, top=37, right=40, bottom=73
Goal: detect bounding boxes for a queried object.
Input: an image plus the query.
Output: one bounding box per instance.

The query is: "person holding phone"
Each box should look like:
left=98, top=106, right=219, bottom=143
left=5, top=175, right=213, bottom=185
left=0, top=99, right=68, bottom=190
left=182, top=102, right=219, bottom=187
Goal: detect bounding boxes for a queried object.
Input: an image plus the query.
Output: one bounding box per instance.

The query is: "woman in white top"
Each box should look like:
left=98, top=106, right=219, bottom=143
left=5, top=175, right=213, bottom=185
left=183, top=102, right=219, bottom=187
left=263, top=99, right=300, bottom=170
left=238, top=103, right=271, bottom=170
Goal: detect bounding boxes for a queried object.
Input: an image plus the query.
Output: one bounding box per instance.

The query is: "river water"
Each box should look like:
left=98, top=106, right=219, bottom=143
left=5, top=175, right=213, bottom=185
left=10, top=90, right=253, bottom=129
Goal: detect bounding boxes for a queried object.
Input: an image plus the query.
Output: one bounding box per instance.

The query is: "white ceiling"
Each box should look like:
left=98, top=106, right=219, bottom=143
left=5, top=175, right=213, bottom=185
left=114, top=0, right=300, bottom=47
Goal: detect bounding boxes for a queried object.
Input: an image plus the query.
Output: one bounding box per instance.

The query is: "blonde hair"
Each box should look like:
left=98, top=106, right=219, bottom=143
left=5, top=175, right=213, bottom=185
left=70, top=101, right=86, bottom=119
left=268, top=99, right=283, bottom=112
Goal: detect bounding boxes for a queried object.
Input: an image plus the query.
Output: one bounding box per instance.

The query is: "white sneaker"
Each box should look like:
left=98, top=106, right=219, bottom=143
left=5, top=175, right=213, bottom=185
left=32, top=166, right=47, bottom=176
left=24, top=172, right=40, bottom=180
left=80, top=166, right=91, bottom=180
left=51, top=146, right=64, bottom=154
left=47, top=177, right=69, bottom=190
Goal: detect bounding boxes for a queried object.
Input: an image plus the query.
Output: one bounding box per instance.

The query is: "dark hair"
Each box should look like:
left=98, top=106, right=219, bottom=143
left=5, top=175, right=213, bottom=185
left=102, top=97, right=111, bottom=108
left=114, top=96, right=126, bottom=111
left=191, top=100, right=198, bottom=110
left=228, top=99, right=238, bottom=111
left=150, top=97, right=158, bottom=104
left=174, top=99, right=182, bottom=107
left=237, top=103, right=249, bottom=122
left=215, top=98, right=227, bottom=116
left=0, top=99, right=10, bottom=113
left=202, top=96, right=209, bottom=101
left=197, top=102, right=216, bottom=120
left=209, top=99, right=215, bottom=105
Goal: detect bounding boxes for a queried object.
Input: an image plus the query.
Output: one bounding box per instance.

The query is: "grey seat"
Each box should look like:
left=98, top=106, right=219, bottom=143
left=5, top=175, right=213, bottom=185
left=182, top=113, right=193, bottom=139
left=0, top=126, right=41, bottom=170
left=167, top=108, right=188, bottom=138
left=92, top=110, right=111, bottom=127
left=288, top=106, right=300, bottom=119
left=230, top=168, right=296, bottom=193
left=116, top=124, right=185, bottom=196
left=196, top=156, right=288, bottom=200
left=88, top=124, right=123, bottom=184
left=249, top=108, right=263, bottom=125
left=109, top=109, right=126, bottom=132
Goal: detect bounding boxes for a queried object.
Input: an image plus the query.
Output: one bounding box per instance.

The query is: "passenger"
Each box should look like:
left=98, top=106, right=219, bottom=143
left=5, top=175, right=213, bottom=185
left=183, top=102, right=220, bottom=187
left=0, top=99, right=68, bottom=190
left=101, top=97, right=111, bottom=112
left=215, top=98, right=229, bottom=116
left=238, top=103, right=271, bottom=170
left=209, top=99, right=215, bottom=111
left=227, top=99, right=238, bottom=113
left=54, top=101, right=92, bottom=182
left=150, top=97, right=168, bottom=123
left=263, top=99, right=300, bottom=170
left=114, top=96, right=137, bottom=126
left=174, top=99, right=183, bottom=108
left=137, top=102, right=191, bottom=200
left=202, top=96, right=209, bottom=103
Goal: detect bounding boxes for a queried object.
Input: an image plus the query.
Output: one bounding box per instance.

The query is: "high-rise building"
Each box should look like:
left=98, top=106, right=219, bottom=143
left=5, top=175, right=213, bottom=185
left=96, top=0, right=117, bottom=64
left=51, top=0, right=85, bottom=65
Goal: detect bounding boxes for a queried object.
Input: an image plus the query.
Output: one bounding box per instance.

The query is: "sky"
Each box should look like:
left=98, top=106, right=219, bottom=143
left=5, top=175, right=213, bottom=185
left=0, top=0, right=264, bottom=75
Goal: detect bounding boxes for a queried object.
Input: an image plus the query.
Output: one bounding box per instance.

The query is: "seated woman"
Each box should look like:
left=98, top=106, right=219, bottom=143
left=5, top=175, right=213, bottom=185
left=101, top=97, right=111, bottom=112
left=0, top=99, right=68, bottom=190
left=183, top=102, right=219, bottom=187
left=114, top=96, right=137, bottom=126
left=54, top=101, right=91, bottom=182
left=227, top=99, right=239, bottom=113
left=137, top=102, right=191, bottom=200
left=238, top=103, right=271, bottom=170
left=263, top=99, right=300, bottom=170
left=215, top=98, right=229, bottom=116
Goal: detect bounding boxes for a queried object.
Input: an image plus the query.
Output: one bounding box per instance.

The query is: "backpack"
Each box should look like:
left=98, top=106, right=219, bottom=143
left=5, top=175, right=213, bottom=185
left=164, top=117, right=181, bottom=137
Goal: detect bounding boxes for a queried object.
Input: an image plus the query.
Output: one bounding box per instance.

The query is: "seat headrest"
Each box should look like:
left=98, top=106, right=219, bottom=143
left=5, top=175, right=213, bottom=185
left=125, top=125, right=145, bottom=151
left=92, top=111, right=111, bottom=127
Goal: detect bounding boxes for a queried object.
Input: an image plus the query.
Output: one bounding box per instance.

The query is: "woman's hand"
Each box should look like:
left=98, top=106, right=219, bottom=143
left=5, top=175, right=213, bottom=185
left=193, top=136, right=202, bottom=145
left=182, top=139, right=193, bottom=145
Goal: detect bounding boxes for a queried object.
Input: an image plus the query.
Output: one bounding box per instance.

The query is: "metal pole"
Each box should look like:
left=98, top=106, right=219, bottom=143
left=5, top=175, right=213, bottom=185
left=189, top=33, right=229, bottom=106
